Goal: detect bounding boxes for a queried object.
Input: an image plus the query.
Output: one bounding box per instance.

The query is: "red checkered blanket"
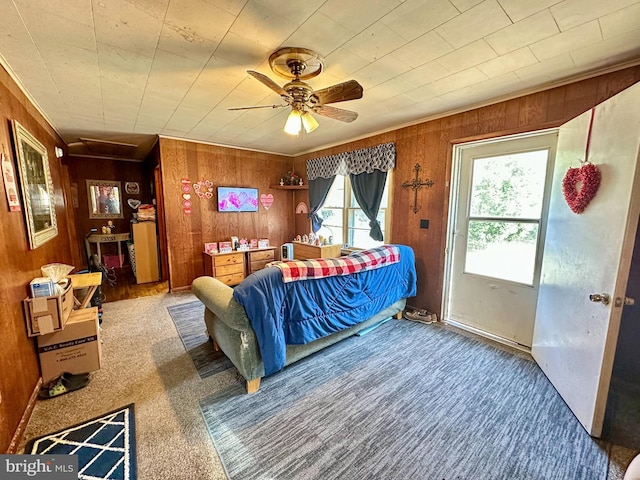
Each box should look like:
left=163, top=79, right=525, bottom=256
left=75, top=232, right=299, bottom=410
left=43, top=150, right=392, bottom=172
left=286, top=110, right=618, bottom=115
left=273, top=245, right=400, bottom=283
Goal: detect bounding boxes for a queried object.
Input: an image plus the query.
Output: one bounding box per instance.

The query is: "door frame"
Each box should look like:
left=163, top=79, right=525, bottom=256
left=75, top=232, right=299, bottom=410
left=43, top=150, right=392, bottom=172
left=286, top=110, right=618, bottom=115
left=442, top=128, right=558, bottom=350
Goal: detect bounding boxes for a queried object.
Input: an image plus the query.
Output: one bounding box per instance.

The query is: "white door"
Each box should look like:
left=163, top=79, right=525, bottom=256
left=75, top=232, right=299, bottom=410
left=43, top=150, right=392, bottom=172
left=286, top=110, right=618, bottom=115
left=446, top=132, right=557, bottom=347
left=532, top=82, right=640, bottom=437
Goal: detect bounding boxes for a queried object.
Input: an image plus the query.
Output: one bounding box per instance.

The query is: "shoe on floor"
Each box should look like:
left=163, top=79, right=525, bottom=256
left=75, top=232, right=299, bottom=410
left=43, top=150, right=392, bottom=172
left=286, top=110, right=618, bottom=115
left=39, top=373, right=90, bottom=400
left=404, top=310, right=437, bottom=324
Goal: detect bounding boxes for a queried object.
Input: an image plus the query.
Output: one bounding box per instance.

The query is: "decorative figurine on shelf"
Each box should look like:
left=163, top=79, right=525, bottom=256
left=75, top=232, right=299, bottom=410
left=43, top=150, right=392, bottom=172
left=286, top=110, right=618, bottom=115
left=295, top=235, right=301, bottom=242
left=302, top=234, right=309, bottom=243
left=299, top=178, right=304, bottom=186
left=279, top=178, right=284, bottom=186
left=308, top=232, right=315, bottom=244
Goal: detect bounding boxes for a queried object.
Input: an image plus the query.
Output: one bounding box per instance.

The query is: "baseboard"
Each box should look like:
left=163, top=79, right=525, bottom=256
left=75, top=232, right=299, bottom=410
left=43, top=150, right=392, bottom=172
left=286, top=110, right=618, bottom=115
left=170, top=285, right=191, bottom=293
left=8, top=377, right=42, bottom=453
left=443, top=319, right=531, bottom=354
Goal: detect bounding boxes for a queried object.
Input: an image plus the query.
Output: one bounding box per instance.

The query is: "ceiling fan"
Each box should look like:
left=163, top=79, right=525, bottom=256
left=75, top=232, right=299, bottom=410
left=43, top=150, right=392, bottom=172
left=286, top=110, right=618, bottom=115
left=229, top=47, right=364, bottom=135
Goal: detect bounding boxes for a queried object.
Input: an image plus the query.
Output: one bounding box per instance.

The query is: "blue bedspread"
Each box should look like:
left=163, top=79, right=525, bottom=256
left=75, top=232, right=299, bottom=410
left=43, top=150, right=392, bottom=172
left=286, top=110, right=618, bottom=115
left=233, top=244, right=417, bottom=375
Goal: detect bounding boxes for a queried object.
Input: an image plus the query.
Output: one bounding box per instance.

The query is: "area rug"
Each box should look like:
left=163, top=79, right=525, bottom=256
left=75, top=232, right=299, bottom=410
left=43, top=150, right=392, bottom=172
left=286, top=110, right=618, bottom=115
left=200, top=320, right=610, bottom=480
left=25, top=404, right=137, bottom=480
left=167, top=301, right=234, bottom=379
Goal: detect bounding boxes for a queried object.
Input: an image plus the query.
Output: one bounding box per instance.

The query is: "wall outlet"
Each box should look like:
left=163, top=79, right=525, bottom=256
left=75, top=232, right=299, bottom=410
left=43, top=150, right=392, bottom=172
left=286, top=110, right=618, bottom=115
left=420, top=219, right=429, bottom=229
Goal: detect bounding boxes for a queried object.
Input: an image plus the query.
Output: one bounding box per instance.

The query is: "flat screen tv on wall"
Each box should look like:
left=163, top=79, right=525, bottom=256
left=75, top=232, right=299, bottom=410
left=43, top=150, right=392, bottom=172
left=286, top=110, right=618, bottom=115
left=217, top=187, right=259, bottom=212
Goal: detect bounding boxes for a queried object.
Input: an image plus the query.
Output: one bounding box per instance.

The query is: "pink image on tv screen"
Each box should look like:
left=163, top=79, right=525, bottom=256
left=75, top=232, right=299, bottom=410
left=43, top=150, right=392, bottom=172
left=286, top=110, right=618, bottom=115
left=217, top=187, right=259, bottom=212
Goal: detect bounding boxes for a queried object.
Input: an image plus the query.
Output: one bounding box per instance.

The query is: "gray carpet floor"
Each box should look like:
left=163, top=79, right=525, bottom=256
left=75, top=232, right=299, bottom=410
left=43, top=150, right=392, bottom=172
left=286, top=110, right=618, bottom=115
left=18, top=293, right=638, bottom=479
left=167, top=301, right=234, bottom=379
left=200, top=319, right=618, bottom=480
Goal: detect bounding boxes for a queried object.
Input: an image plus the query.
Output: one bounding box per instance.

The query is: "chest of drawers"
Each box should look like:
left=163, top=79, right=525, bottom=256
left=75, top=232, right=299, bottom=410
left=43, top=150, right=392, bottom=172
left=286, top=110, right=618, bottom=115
left=247, top=248, right=276, bottom=275
left=203, top=251, right=245, bottom=286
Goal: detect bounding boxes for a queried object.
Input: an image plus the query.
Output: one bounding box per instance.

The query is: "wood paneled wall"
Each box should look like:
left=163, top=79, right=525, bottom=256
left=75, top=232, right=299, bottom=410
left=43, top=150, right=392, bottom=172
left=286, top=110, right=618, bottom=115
left=0, top=65, right=79, bottom=452
left=295, top=66, right=640, bottom=315
left=66, top=157, right=153, bottom=269
left=158, top=138, right=294, bottom=290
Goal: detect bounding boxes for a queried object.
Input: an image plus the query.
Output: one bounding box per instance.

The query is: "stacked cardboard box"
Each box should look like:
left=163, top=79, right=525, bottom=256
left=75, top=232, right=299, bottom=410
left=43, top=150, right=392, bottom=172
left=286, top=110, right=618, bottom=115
left=37, top=307, right=102, bottom=383
left=23, top=283, right=74, bottom=336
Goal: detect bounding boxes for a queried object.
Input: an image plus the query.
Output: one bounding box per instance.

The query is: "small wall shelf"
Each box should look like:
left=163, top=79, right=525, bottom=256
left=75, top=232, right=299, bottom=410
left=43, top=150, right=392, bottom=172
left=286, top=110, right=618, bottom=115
left=270, top=185, right=308, bottom=190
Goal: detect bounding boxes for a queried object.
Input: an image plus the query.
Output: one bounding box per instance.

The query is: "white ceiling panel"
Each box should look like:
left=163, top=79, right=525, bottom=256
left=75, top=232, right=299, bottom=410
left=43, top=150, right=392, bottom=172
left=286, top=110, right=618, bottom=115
left=497, top=0, right=561, bottom=23
left=477, top=47, right=538, bottom=78
left=391, top=32, right=454, bottom=69
left=284, top=12, right=355, bottom=56
left=550, top=0, right=638, bottom=31
left=0, top=0, right=637, bottom=158
left=342, top=22, right=408, bottom=63
left=229, top=1, right=299, bottom=50
left=514, top=53, right=578, bottom=83
left=318, top=0, right=402, bottom=33
left=14, top=0, right=95, bottom=27
left=435, top=40, right=497, bottom=74
left=156, top=0, right=235, bottom=63
left=570, top=30, right=640, bottom=68
left=449, top=0, right=484, bottom=12
left=435, top=0, right=512, bottom=48
left=209, top=0, right=248, bottom=17
left=380, top=0, right=459, bottom=42
left=529, top=21, right=602, bottom=62
left=599, top=3, right=640, bottom=39
left=354, top=55, right=412, bottom=89
left=484, top=10, right=559, bottom=55
left=93, top=0, right=166, bottom=56
left=406, top=67, right=488, bottom=102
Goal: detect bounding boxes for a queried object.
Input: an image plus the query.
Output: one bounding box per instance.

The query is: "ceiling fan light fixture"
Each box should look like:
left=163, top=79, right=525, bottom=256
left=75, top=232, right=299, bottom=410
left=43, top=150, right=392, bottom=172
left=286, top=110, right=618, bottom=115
left=301, top=111, right=319, bottom=133
left=284, top=109, right=302, bottom=135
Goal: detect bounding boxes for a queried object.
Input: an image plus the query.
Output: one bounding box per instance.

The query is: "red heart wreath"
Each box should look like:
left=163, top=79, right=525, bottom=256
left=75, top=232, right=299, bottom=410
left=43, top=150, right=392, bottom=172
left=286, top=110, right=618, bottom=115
left=561, top=162, right=601, bottom=214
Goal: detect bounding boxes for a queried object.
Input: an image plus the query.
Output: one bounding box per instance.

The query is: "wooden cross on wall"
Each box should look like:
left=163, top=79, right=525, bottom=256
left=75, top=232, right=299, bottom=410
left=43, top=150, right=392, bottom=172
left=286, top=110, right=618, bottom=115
left=401, top=163, right=434, bottom=214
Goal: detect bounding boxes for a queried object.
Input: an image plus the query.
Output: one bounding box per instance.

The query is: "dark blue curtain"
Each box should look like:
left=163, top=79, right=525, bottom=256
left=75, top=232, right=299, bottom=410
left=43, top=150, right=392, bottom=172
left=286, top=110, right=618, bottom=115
left=349, top=169, right=387, bottom=241
left=308, top=176, right=336, bottom=233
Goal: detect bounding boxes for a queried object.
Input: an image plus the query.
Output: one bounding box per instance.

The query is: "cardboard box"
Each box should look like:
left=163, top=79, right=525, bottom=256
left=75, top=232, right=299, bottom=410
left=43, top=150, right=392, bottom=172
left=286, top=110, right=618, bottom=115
left=37, top=307, right=102, bottom=383
left=23, top=283, right=74, bottom=337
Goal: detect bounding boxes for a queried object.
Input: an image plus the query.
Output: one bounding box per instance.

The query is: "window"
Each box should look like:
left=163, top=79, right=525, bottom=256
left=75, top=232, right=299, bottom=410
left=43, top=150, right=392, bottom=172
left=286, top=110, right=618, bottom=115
left=318, top=175, right=390, bottom=249
left=464, top=149, right=550, bottom=284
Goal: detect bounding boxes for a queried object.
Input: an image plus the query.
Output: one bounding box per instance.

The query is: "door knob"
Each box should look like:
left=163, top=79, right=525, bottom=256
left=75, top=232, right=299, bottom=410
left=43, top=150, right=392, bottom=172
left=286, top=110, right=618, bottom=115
left=589, top=293, right=610, bottom=305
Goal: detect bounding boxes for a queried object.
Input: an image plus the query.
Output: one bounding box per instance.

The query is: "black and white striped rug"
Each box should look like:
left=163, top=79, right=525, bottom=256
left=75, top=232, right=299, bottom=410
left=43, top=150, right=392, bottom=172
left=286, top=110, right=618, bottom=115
left=200, top=319, right=610, bottom=480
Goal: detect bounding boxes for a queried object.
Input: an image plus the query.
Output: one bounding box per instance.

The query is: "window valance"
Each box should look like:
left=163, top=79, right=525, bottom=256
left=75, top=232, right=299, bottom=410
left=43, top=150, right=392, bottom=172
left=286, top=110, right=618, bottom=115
left=306, top=142, right=396, bottom=180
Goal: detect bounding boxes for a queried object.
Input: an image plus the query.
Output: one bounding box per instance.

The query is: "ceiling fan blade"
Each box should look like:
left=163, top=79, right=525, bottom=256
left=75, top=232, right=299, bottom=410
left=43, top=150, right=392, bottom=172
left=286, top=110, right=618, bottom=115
left=228, top=104, right=288, bottom=111
left=247, top=70, right=292, bottom=100
left=313, top=105, right=358, bottom=123
left=313, top=80, right=363, bottom=105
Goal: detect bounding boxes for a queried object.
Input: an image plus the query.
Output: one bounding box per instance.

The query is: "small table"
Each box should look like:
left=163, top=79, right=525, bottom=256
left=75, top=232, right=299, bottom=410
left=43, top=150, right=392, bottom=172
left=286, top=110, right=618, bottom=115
left=68, top=272, right=102, bottom=309
left=87, top=233, right=131, bottom=268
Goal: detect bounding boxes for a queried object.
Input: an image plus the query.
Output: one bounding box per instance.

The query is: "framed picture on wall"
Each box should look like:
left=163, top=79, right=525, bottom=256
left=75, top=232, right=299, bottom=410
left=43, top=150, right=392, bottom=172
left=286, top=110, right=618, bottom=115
left=11, top=120, right=58, bottom=249
left=87, top=179, right=124, bottom=219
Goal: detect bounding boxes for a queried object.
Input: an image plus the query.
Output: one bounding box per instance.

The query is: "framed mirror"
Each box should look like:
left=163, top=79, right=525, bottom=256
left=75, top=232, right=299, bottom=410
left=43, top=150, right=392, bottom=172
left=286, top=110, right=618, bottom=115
left=11, top=120, right=58, bottom=249
left=87, top=179, right=123, bottom=219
